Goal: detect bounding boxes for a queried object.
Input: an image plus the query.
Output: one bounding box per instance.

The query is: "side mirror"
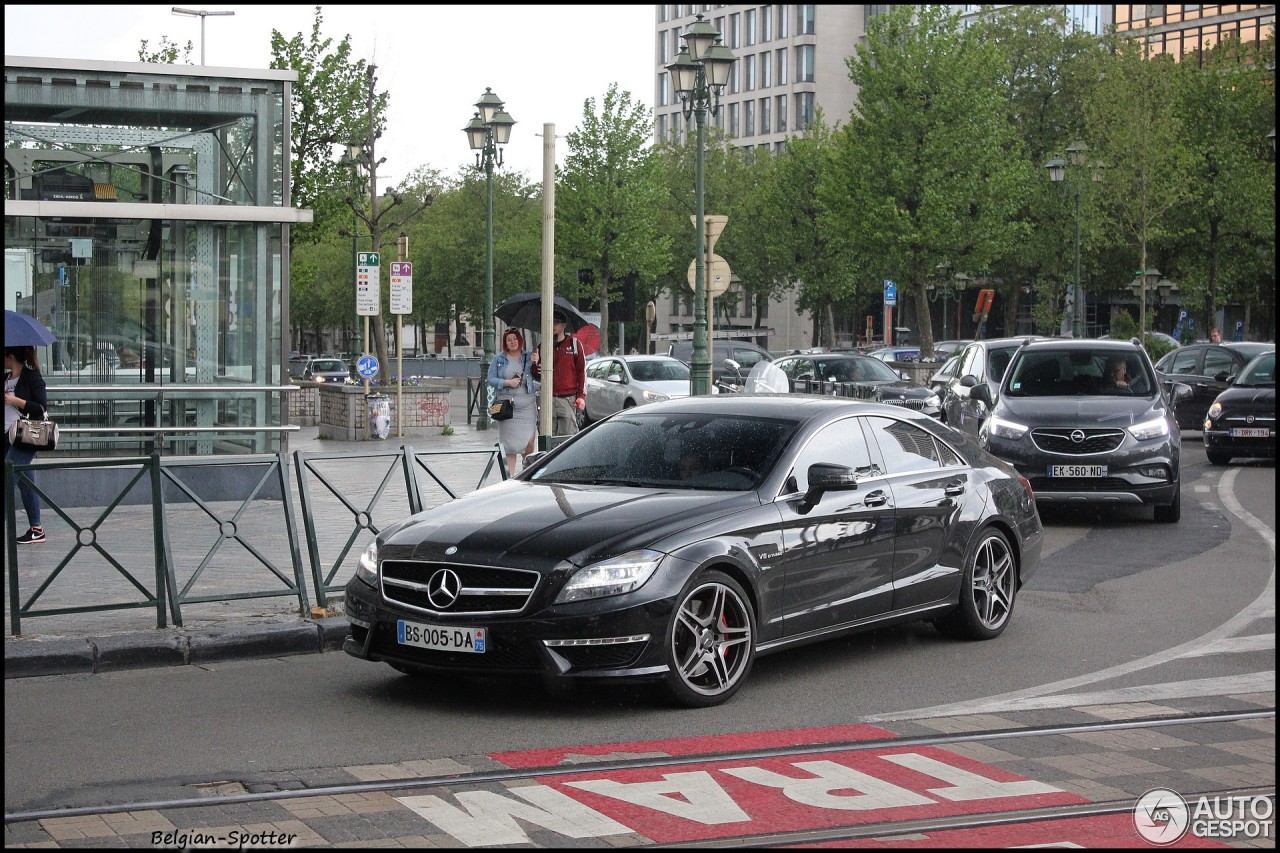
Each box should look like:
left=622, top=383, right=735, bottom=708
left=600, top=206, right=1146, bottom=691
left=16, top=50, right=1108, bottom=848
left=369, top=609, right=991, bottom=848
left=898, top=370, right=911, bottom=382
left=1171, top=382, right=1193, bottom=403
left=607, top=374, right=623, bottom=384
left=723, top=358, right=743, bottom=374
left=970, top=383, right=995, bottom=407
left=797, top=463, right=858, bottom=514
left=959, top=374, right=978, bottom=388
left=523, top=451, right=547, bottom=469
left=1213, top=371, right=1232, bottom=383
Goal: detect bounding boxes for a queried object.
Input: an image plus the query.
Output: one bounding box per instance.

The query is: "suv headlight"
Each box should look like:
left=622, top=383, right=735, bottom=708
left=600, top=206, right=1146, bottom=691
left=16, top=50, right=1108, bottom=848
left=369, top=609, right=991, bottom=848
left=1127, top=416, right=1170, bottom=441
left=1207, top=402, right=1223, bottom=421
left=988, top=416, right=1029, bottom=439
left=925, top=393, right=941, bottom=409
left=356, top=540, right=380, bottom=586
left=555, top=549, right=663, bottom=603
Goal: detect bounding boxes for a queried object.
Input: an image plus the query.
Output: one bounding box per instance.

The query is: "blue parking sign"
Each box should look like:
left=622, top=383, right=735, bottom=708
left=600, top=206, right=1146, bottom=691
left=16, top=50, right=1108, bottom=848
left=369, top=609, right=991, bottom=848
left=883, top=279, right=897, bottom=306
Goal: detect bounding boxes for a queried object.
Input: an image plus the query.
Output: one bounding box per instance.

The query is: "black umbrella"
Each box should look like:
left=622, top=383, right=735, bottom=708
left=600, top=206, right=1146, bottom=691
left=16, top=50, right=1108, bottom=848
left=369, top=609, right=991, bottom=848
left=493, top=293, right=589, bottom=333
left=4, top=310, right=57, bottom=346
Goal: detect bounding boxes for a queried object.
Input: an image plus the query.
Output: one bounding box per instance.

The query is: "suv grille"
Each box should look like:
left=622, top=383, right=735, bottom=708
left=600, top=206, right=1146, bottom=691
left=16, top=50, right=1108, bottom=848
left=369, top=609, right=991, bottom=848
left=1031, top=428, right=1125, bottom=455
left=880, top=397, right=928, bottom=411
left=381, top=561, right=539, bottom=616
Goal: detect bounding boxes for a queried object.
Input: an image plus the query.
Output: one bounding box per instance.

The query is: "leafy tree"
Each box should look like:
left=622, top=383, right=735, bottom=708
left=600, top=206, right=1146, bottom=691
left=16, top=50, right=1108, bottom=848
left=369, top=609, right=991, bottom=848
left=823, top=5, right=1030, bottom=356
left=558, top=84, right=670, bottom=353
left=1084, top=38, right=1196, bottom=335
left=137, top=36, right=193, bottom=64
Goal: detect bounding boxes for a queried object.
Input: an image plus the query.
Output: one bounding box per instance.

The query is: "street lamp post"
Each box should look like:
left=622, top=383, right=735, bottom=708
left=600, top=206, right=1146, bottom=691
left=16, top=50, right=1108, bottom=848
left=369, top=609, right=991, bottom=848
left=1046, top=141, right=1090, bottom=338
left=928, top=268, right=970, bottom=341
left=1127, top=268, right=1178, bottom=340
left=170, top=7, right=234, bottom=65
left=340, top=143, right=365, bottom=355
left=463, top=89, right=515, bottom=429
left=667, top=15, right=736, bottom=396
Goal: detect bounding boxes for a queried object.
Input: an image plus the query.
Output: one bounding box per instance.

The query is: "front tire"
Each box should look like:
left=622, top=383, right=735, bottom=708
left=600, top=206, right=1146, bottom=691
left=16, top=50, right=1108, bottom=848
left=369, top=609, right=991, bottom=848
left=663, top=570, right=755, bottom=708
left=937, top=528, right=1016, bottom=640
left=1206, top=450, right=1231, bottom=466
left=1154, top=486, right=1181, bottom=523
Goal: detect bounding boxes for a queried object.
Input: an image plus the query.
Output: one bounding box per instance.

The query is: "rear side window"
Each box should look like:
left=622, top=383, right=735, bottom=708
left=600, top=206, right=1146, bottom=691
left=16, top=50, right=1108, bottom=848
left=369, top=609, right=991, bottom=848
left=1204, top=348, right=1238, bottom=377
left=987, top=347, right=1016, bottom=382
left=1166, top=349, right=1200, bottom=375
left=865, top=416, right=941, bottom=474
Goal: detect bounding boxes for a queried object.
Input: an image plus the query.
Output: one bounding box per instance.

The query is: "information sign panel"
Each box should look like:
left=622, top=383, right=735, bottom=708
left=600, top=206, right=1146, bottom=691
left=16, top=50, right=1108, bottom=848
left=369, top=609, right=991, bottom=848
left=356, top=252, right=380, bottom=316
left=390, top=261, right=413, bottom=315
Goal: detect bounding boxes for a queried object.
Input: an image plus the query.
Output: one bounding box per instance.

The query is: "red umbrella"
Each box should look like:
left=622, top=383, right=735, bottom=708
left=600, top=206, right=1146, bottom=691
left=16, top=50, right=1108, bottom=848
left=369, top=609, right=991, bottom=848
left=572, top=324, right=601, bottom=356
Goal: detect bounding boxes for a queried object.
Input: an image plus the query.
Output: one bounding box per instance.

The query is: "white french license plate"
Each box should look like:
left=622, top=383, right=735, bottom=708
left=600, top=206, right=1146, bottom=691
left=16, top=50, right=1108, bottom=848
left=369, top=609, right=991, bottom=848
left=397, top=620, right=486, bottom=653
left=1230, top=428, right=1270, bottom=438
left=1048, top=465, right=1107, bottom=477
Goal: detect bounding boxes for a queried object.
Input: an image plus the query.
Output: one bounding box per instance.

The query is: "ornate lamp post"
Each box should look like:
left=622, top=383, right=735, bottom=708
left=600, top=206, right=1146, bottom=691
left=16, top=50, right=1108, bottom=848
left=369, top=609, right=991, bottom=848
left=667, top=14, right=736, bottom=396
left=928, top=267, right=970, bottom=341
left=1046, top=141, right=1090, bottom=338
left=1127, top=268, right=1177, bottom=339
left=463, top=89, right=515, bottom=429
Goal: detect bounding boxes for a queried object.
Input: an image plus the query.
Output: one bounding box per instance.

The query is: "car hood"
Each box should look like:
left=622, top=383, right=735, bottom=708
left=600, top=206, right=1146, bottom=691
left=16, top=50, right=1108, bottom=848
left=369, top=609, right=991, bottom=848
left=997, top=394, right=1166, bottom=428
left=862, top=380, right=934, bottom=399
left=1215, top=385, right=1275, bottom=407
left=382, top=480, right=756, bottom=568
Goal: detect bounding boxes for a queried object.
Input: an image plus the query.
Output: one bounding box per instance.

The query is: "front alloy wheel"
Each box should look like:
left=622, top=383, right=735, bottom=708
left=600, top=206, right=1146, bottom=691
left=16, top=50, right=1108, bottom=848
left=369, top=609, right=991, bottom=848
left=938, top=528, right=1016, bottom=640
left=664, top=570, right=755, bottom=707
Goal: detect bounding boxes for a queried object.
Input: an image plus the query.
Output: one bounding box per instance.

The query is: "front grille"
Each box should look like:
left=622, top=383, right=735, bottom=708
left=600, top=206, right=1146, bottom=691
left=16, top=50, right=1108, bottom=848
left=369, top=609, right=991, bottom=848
left=381, top=561, right=539, bottom=616
left=1031, top=428, right=1125, bottom=455
left=880, top=397, right=928, bottom=410
left=1029, top=476, right=1133, bottom=492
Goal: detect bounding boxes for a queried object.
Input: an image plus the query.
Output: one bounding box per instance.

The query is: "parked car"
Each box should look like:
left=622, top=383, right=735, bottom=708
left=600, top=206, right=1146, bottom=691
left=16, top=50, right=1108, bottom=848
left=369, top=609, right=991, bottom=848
left=343, top=395, right=1042, bottom=707
left=1202, top=350, right=1275, bottom=465
left=941, top=337, right=1045, bottom=438
left=933, top=339, right=973, bottom=359
left=865, top=345, right=922, bottom=363
left=976, top=338, right=1190, bottom=523
left=299, top=357, right=352, bottom=383
left=771, top=352, right=941, bottom=417
left=1154, top=341, right=1274, bottom=430
left=928, top=355, right=962, bottom=417
left=667, top=339, right=772, bottom=388
left=1100, top=331, right=1181, bottom=350
left=584, top=355, right=692, bottom=423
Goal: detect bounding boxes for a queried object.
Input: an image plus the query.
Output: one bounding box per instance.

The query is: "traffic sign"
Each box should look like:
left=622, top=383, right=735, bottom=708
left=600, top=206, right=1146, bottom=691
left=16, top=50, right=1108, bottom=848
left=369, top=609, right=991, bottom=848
left=390, top=261, right=413, bottom=315
left=883, top=279, right=897, bottom=306
left=356, top=252, right=379, bottom=316
left=687, top=253, right=732, bottom=297
left=356, top=355, right=379, bottom=378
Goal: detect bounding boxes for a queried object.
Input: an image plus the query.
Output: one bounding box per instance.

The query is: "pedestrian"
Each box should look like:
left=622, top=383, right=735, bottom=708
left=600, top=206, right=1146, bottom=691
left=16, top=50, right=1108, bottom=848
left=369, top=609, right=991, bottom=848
left=1210, top=327, right=1222, bottom=344
left=487, top=329, right=539, bottom=474
left=531, top=309, right=586, bottom=436
left=4, top=345, right=48, bottom=544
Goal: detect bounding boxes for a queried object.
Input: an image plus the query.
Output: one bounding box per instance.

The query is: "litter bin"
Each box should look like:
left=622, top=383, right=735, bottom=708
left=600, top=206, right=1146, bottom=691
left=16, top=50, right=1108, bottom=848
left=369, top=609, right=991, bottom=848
left=366, top=393, right=390, bottom=440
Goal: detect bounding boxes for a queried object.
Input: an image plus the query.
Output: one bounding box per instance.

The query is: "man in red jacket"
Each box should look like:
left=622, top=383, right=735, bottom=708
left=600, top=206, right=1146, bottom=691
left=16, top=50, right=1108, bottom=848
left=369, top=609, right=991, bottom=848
left=531, top=309, right=586, bottom=435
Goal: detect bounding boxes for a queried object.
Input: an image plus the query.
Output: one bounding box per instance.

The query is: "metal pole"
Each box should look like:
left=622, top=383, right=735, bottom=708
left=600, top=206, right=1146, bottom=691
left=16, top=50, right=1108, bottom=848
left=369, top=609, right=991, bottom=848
left=199, top=16, right=206, bottom=65
left=478, top=132, right=495, bottom=430
left=1072, top=189, right=1082, bottom=339
left=690, top=69, right=710, bottom=397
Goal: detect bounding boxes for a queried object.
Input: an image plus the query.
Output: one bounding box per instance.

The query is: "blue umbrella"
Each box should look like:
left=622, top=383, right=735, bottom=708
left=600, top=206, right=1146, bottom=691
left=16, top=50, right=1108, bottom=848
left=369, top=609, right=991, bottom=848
left=4, top=309, right=57, bottom=346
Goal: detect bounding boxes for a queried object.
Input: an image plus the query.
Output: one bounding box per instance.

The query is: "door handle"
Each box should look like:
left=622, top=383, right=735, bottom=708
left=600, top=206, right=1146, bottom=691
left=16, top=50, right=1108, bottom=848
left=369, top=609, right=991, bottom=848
left=863, top=491, right=889, bottom=508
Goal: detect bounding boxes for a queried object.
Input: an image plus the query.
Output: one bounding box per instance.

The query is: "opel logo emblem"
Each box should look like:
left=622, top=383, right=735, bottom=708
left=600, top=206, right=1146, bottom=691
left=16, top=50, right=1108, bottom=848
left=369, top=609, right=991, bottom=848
left=1070, top=430, right=1086, bottom=443
left=426, top=569, right=461, bottom=609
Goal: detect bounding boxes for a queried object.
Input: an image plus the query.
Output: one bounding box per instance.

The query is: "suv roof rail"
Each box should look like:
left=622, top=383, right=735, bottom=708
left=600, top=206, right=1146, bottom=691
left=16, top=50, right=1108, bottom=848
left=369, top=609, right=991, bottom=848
left=1130, top=337, right=1143, bottom=347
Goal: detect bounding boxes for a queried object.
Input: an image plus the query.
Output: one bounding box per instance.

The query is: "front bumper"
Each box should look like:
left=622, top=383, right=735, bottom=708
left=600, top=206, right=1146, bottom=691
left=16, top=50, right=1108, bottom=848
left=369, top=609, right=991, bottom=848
left=1203, top=426, right=1276, bottom=458
left=342, top=576, right=679, bottom=682
left=987, top=436, right=1178, bottom=508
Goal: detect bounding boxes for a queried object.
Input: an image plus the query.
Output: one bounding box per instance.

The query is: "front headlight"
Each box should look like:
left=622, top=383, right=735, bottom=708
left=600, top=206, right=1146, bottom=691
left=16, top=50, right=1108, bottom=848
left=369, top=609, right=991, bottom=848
left=1207, top=402, right=1223, bottom=421
left=555, top=549, right=663, bottom=603
left=988, top=415, right=1029, bottom=439
left=924, top=393, right=941, bottom=409
left=1128, top=416, right=1170, bottom=441
left=356, top=540, right=380, bottom=586
left=641, top=390, right=668, bottom=403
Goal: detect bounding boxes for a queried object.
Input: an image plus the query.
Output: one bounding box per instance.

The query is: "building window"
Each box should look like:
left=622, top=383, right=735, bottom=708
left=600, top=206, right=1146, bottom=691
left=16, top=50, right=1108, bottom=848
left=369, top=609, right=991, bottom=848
left=776, top=47, right=788, bottom=85
left=729, top=61, right=740, bottom=95
left=776, top=94, right=787, bottom=132
left=798, top=44, right=815, bottom=82
left=729, top=13, right=740, bottom=48
left=797, top=91, right=814, bottom=129
left=760, top=97, right=771, bottom=134
left=761, top=5, right=773, bottom=41
left=744, top=53, right=756, bottom=91
left=799, top=4, right=816, bottom=35
left=760, top=50, right=772, bottom=87
left=777, top=3, right=789, bottom=38
left=729, top=101, right=740, bottom=137
left=745, top=8, right=756, bottom=46
left=744, top=99, right=755, bottom=136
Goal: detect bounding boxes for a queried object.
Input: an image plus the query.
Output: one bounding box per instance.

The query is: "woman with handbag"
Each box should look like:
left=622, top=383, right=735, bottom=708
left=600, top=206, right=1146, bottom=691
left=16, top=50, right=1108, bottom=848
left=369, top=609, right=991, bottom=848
left=4, top=346, right=48, bottom=544
left=486, top=329, right=540, bottom=475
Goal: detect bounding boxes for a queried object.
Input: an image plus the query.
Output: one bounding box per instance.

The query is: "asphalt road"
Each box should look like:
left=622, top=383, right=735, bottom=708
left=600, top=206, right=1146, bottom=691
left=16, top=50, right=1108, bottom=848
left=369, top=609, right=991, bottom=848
left=4, top=444, right=1274, bottom=816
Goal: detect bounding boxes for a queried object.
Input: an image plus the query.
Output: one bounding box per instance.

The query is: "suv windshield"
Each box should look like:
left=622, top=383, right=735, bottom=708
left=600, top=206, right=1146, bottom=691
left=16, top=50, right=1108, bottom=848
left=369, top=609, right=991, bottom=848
left=1235, top=352, right=1275, bottom=387
left=1005, top=349, right=1156, bottom=398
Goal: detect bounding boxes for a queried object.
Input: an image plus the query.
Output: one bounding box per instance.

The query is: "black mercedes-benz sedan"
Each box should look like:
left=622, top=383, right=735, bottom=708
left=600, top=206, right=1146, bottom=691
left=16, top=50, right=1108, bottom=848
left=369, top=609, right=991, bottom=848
left=344, top=396, right=1043, bottom=707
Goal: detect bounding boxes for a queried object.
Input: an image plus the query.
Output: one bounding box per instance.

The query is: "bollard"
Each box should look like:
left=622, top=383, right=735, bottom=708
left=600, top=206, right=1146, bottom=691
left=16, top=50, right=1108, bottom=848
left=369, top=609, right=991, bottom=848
left=366, top=393, right=390, bottom=440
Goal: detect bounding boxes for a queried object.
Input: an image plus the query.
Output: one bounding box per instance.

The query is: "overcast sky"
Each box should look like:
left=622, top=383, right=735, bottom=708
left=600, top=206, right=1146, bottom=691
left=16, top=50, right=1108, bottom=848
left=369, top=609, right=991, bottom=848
left=4, top=4, right=656, bottom=184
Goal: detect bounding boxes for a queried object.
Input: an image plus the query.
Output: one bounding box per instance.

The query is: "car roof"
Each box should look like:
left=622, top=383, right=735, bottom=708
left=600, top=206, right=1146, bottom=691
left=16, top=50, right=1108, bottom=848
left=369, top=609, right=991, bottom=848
left=1019, top=337, right=1145, bottom=353
left=628, top=393, right=935, bottom=424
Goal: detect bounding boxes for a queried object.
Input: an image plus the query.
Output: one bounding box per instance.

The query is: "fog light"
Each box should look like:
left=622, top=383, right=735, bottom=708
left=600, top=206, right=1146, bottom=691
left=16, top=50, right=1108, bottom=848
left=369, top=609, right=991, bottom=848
left=1140, top=465, right=1168, bottom=480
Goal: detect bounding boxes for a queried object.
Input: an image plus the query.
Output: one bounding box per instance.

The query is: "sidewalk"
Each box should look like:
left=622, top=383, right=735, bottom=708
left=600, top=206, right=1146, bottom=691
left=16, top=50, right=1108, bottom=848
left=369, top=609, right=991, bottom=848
left=4, top=387, right=514, bottom=679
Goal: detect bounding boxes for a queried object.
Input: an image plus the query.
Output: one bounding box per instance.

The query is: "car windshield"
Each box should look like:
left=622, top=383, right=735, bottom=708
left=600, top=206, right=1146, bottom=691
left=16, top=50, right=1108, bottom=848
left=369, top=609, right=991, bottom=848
left=629, top=360, right=690, bottom=382
left=311, top=360, right=347, bottom=372
left=1235, top=352, right=1275, bottom=387
left=822, top=358, right=899, bottom=382
left=528, top=411, right=797, bottom=491
left=1005, top=349, right=1155, bottom=397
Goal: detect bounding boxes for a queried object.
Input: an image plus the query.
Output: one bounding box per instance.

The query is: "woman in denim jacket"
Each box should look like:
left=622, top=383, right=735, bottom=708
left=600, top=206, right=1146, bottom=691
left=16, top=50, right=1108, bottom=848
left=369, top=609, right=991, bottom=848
left=487, top=329, right=541, bottom=474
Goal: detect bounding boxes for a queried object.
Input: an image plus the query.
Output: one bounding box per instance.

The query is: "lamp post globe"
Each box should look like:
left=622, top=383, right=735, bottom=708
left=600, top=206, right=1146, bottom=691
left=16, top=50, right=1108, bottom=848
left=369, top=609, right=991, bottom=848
left=463, top=90, right=514, bottom=429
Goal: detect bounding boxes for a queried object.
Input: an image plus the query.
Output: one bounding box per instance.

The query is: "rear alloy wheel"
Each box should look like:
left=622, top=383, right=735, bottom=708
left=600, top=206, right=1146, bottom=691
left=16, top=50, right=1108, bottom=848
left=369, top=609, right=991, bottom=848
left=1206, top=450, right=1231, bottom=466
left=1154, top=486, right=1181, bottom=523
left=938, top=528, right=1016, bottom=641
left=663, top=570, right=755, bottom=708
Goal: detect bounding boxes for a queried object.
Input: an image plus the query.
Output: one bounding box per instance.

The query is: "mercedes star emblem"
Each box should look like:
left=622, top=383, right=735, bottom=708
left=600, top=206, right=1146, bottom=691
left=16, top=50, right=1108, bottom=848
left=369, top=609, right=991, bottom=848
left=426, top=569, right=462, bottom=609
